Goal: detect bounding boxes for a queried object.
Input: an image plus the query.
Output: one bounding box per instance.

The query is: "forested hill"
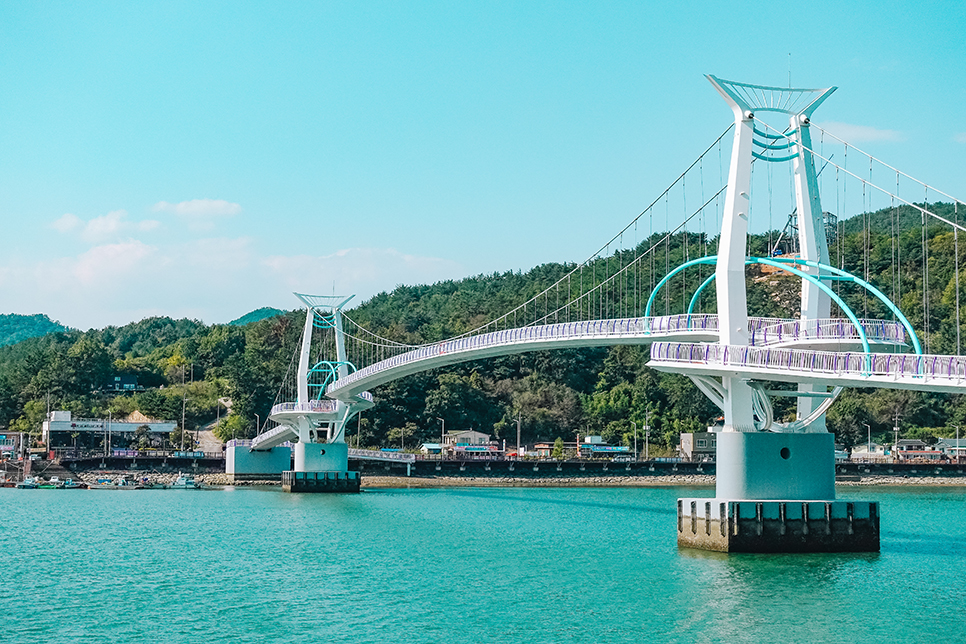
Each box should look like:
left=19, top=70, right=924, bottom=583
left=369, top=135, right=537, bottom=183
left=0, top=314, right=69, bottom=347
left=228, top=307, right=285, bottom=326
left=1, top=203, right=965, bottom=452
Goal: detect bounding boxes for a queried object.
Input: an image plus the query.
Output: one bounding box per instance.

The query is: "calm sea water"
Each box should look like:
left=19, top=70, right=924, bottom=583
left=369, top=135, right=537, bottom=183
left=3, top=485, right=965, bottom=643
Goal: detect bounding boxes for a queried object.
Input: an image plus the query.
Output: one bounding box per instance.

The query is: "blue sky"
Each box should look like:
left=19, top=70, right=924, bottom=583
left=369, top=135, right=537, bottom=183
left=1, top=1, right=964, bottom=329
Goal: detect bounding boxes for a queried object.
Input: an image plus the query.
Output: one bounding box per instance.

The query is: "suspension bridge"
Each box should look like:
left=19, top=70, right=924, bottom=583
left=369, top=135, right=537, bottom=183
left=227, top=75, right=966, bottom=552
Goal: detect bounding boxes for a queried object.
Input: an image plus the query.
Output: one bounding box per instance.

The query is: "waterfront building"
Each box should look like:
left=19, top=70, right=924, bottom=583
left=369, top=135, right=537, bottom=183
left=850, top=443, right=889, bottom=462
left=934, top=438, right=966, bottom=461
left=41, top=410, right=177, bottom=448
left=420, top=442, right=443, bottom=455
left=679, top=432, right=718, bottom=462
left=0, top=432, right=25, bottom=458
left=893, top=439, right=943, bottom=461
left=442, top=430, right=491, bottom=447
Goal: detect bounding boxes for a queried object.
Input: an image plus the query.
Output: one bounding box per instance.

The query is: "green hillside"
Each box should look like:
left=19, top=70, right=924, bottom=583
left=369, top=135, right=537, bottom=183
left=228, top=307, right=285, bottom=326
left=0, top=313, right=69, bottom=347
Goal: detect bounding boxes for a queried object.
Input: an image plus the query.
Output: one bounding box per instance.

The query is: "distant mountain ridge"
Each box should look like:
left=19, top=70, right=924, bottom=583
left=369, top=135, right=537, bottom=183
left=0, top=313, right=69, bottom=347
left=228, top=307, right=285, bottom=326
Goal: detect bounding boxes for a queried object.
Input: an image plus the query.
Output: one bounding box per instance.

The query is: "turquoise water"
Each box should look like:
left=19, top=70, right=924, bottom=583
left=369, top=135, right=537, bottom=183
left=3, top=485, right=965, bottom=643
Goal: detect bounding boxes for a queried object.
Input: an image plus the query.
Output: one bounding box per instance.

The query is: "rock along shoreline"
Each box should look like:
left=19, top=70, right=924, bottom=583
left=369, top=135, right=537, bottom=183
left=175, top=473, right=966, bottom=489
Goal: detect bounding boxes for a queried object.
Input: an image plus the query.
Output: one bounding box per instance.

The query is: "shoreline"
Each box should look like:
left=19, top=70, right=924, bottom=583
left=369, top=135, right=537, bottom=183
left=185, top=473, right=966, bottom=489
left=357, top=475, right=966, bottom=489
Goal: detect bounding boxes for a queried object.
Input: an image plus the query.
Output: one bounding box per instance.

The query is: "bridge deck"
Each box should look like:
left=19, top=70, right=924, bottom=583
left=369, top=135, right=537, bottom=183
left=325, top=315, right=904, bottom=401
left=649, top=341, right=966, bottom=393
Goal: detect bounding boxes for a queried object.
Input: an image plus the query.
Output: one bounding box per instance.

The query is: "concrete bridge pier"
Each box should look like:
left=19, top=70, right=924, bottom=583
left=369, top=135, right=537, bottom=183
left=282, top=406, right=362, bottom=493
left=226, top=443, right=292, bottom=482
left=284, top=441, right=360, bottom=493
left=677, top=431, right=878, bottom=552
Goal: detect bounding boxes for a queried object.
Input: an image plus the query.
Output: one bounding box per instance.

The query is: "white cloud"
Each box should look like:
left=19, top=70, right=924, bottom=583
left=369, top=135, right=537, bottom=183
left=51, top=213, right=82, bottom=233
left=815, top=121, right=903, bottom=143
left=0, top=241, right=464, bottom=329
left=50, top=210, right=161, bottom=243
left=954, top=133, right=966, bottom=144
left=153, top=198, right=241, bottom=218
left=262, top=248, right=464, bottom=299
left=72, top=241, right=156, bottom=285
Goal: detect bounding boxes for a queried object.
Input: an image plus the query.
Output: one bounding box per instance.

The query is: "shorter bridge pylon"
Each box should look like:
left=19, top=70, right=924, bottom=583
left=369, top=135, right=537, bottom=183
left=226, top=293, right=373, bottom=492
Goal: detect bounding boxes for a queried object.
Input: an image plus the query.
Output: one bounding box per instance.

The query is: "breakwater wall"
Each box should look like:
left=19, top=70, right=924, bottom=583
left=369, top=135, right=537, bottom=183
left=355, top=459, right=714, bottom=478
left=354, top=459, right=966, bottom=480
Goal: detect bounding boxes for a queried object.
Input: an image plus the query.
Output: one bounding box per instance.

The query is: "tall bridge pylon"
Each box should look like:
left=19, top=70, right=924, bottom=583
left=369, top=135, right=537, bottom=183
left=664, top=76, right=875, bottom=551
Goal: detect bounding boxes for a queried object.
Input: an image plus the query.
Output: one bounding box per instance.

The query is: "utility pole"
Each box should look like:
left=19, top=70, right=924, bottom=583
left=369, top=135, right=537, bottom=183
left=954, top=425, right=961, bottom=464
left=893, top=413, right=901, bottom=460
left=632, top=420, right=637, bottom=461
left=515, top=415, right=522, bottom=459
left=644, top=408, right=651, bottom=462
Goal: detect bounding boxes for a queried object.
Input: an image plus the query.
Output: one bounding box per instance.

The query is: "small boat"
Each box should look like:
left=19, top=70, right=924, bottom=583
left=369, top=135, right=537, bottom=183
left=87, top=477, right=117, bottom=490
left=38, top=476, right=66, bottom=489
left=171, top=472, right=203, bottom=489
left=63, top=479, right=87, bottom=489
left=88, top=476, right=143, bottom=490
left=15, top=477, right=39, bottom=489
left=139, top=477, right=167, bottom=490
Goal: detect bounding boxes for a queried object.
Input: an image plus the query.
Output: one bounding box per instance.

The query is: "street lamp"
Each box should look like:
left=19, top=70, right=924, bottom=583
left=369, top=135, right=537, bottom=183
left=437, top=417, right=445, bottom=460
left=631, top=420, right=637, bottom=461
left=515, top=415, right=522, bottom=460
left=953, top=425, right=961, bottom=464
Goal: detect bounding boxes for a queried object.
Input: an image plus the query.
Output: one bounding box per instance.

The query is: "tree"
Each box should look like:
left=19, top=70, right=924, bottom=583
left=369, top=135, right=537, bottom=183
left=131, top=425, right=152, bottom=450
left=169, top=426, right=196, bottom=451
left=551, top=437, right=564, bottom=459
left=387, top=423, right=418, bottom=451
left=212, top=414, right=249, bottom=442
left=424, top=373, right=500, bottom=437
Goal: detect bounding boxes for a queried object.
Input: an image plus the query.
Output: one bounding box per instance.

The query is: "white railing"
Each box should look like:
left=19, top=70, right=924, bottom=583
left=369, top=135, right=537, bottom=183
left=228, top=439, right=294, bottom=448
left=269, top=392, right=374, bottom=417
left=250, top=425, right=296, bottom=449
left=348, top=448, right=416, bottom=463
left=650, top=342, right=966, bottom=381
left=749, top=318, right=906, bottom=346
left=271, top=400, right=337, bottom=415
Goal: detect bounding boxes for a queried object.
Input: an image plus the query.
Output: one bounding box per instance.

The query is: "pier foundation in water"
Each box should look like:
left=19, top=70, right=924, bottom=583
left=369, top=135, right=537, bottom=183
left=677, top=432, right=879, bottom=553
left=676, top=498, right=879, bottom=553
left=283, top=442, right=360, bottom=493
